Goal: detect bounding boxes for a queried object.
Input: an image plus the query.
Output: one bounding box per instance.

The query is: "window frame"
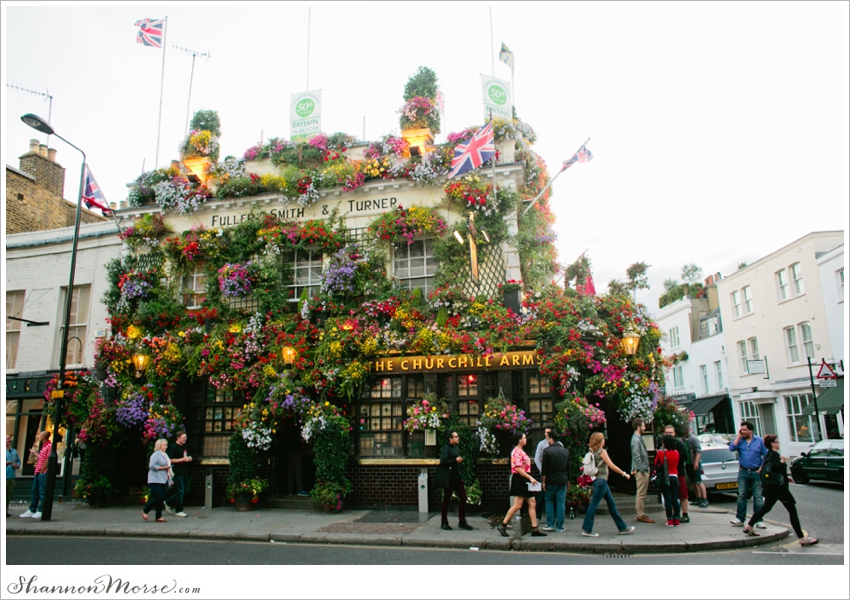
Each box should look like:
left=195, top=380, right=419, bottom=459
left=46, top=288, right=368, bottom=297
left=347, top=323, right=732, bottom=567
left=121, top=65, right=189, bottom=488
left=700, top=364, right=709, bottom=394
left=784, top=393, right=816, bottom=443
left=282, top=248, right=323, bottom=303
left=672, top=364, right=685, bottom=389
left=799, top=322, right=814, bottom=361
left=714, top=360, right=723, bottom=389
left=739, top=400, right=762, bottom=437
left=791, top=263, right=804, bottom=295
left=742, top=286, right=753, bottom=314
left=776, top=269, right=788, bottom=301
left=785, top=326, right=800, bottom=364
left=56, top=285, right=90, bottom=368
left=731, top=291, right=741, bottom=318
left=669, top=326, right=680, bottom=348
left=6, top=291, right=25, bottom=370
left=187, top=385, right=242, bottom=457
left=748, top=337, right=760, bottom=361
left=392, top=238, right=439, bottom=295
left=738, top=340, right=748, bottom=374
left=180, top=266, right=207, bottom=309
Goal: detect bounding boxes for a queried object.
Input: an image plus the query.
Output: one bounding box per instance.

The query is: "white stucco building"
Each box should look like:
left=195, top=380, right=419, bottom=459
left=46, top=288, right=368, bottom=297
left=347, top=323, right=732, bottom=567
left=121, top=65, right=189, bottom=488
left=716, top=231, right=845, bottom=457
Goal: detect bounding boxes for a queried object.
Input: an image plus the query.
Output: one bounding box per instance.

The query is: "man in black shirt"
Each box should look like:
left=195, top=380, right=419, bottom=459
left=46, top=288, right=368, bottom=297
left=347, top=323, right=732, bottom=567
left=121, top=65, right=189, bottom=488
left=436, top=431, right=473, bottom=531
left=663, top=424, right=690, bottom=523
left=164, top=432, right=192, bottom=517
left=541, top=430, right=570, bottom=532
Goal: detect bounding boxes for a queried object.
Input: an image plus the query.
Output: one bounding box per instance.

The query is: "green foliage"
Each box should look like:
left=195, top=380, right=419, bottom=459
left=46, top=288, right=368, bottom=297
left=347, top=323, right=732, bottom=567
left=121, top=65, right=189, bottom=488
left=652, top=396, right=691, bottom=437
left=437, top=417, right=477, bottom=483
left=228, top=430, right=263, bottom=485
left=403, top=66, right=439, bottom=101
left=554, top=397, right=606, bottom=481
left=626, top=261, right=651, bottom=291
left=738, top=261, right=748, bottom=270
left=681, top=263, right=703, bottom=284
left=563, top=255, right=592, bottom=290
left=190, top=110, right=222, bottom=136
left=310, top=412, right=353, bottom=509
left=566, top=483, right=592, bottom=509
left=658, top=281, right=705, bottom=309
left=127, top=168, right=180, bottom=207
left=77, top=439, right=121, bottom=501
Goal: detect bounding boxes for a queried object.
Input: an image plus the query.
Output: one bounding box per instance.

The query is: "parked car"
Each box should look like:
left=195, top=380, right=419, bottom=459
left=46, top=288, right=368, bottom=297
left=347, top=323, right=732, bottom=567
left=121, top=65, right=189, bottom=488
left=699, top=434, right=732, bottom=448
left=790, top=439, right=844, bottom=484
left=699, top=447, right=740, bottom=494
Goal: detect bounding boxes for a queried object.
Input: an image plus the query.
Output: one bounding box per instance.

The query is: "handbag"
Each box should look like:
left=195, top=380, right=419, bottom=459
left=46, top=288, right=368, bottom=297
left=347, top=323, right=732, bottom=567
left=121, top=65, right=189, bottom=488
left=582, top=451, right=598, bottom=478
left=651, top=450, right=670, bottom=487
left=760, top=459, right=786, bottom=490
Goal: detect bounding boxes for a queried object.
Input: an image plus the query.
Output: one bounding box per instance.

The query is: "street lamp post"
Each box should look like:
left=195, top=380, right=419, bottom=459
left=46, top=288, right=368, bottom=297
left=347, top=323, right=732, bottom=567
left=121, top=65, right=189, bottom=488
left=21, top=113, right=87, bottom=521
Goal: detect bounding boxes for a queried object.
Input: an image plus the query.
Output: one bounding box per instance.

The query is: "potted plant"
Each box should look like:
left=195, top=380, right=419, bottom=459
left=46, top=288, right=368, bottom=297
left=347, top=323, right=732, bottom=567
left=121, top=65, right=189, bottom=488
left=74, top=475, right=113, bottom=507
left=302, top=405, right=353, bottom=512
left=478, top=396, right=532, bottom=456
left=227, top=431, right=266, bottom=511
left=499, top=280, right=523, bottom=314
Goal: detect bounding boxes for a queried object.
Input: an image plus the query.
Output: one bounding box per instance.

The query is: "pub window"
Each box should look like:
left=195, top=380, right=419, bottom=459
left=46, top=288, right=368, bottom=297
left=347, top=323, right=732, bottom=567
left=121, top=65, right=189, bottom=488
left=454, top=374, right=482, bottom=428
left=405, top=375, right=426, bottom=456
left=393, top=239, right=438, bottom=294
left=526, top=372, right=554, bottom=429
left=56, top=285, right=90, bottom=367
left=359, top=377, right=403, bottom=456
left=180, top=266, right=207, bottom=309
left=282, top=248, right=322, bottom=302
left=188, top=385, right=240, bottom=457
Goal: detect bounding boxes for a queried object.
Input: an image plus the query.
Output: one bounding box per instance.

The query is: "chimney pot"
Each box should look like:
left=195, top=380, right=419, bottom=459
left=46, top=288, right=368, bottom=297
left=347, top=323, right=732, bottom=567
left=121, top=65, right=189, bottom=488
left=48, top=148, right=57, bottom=162
left=38, top=144, right=48, bottom=157
left=29, top=139, right=40, bottom=154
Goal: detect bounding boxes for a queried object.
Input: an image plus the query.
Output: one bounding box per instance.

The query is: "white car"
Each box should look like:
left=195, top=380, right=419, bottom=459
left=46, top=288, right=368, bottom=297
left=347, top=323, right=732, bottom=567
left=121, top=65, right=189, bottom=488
left=699, top=446, right=740, bottom=494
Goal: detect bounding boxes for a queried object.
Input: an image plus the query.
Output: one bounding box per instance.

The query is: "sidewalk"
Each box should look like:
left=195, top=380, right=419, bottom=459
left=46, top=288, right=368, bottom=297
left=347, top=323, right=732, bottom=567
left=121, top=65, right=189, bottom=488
left=5, top=500, right=789, bottom=554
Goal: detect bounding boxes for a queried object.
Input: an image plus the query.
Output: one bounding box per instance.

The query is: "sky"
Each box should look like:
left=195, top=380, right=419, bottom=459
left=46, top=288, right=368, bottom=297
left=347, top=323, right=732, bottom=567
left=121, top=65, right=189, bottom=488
left=3, top=2, right=848, bottom=317
left=2, top=2, right=849, bottom=595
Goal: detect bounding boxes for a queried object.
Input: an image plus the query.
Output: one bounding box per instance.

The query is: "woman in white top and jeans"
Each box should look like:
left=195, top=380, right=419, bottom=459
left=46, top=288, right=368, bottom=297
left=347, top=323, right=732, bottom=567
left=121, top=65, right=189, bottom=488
left=142, top=439, right=171, bottom=522
left=581, top=432, right=636, bottom=537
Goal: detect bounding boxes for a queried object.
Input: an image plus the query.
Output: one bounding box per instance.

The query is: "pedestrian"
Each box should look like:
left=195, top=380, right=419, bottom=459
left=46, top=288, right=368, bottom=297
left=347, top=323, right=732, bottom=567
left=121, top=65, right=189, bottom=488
left=743, top=435, right=818, bottom=546
left=19, top=431, right=50, bottom=519
left=164, top=432, right=192, bottom=518
left=728, top=421, right=767, bottom=529
left=580, top=432, right=635, bottom=538
left=541, top=430, right=570, bottom=532
left=686, top=427, right=708, bottom=508
left=6, top=435, right=21, bottom=517
left=436, top=430, right=474, bottom=531
left=663, top=425, right=690, bottom=522
left=656, top=435, right=682, bottom=527
left=142, top=439, right=171, bottom=523
left=630, top=418, right=654, bottom=524
left=533, top=427, right=552, bottom=515
left=497, top=432, right=547, bottom=537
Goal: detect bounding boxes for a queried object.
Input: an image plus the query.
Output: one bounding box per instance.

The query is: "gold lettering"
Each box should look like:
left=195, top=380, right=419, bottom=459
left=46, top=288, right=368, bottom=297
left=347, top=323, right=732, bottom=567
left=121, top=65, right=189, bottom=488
left=425, top=358, right=434, bottom=370
left=485, top=356, right=492, bottom=367
left=413, top=359, right=422, bottom=371
left=458, top=356, right=468, bottom=368
left=512, top=355, right=520, bottom=366
left=436, top=358, right=445, bottom=369
left=388, top=360, right=395, bottom=371
left=536, top=354, right=543, bottom=365
left=476, top=356, right=484, bottom=367
left=499, top=355, right=510, bottom=367
left=522, top=354, right=534, bottom=366
left=448, top=357, right=457, bottom=368
left=400, top=360, right=409, bottom=371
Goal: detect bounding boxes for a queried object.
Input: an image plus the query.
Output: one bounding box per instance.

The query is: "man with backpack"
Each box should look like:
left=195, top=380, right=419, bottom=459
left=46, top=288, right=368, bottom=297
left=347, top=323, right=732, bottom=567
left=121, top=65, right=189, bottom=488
left=663, top=425, right=690, bottom=523
left=685, top=427, right=708, bottom=508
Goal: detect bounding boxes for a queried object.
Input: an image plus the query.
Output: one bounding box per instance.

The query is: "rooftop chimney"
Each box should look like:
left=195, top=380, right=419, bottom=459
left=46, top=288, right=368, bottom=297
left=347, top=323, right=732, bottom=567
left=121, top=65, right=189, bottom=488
left=47, top=148, right=57, bottom=162
left=19, top=141, right=66, bottom=198
left=28, top=139, right=39, bottom=153
left=38, top=144, right=48, bottom=157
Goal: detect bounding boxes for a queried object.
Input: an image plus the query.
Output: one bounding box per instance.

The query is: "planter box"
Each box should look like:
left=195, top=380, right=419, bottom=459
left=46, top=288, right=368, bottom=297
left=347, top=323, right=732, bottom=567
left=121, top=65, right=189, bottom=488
left=242, top=157, right=277, bottom=176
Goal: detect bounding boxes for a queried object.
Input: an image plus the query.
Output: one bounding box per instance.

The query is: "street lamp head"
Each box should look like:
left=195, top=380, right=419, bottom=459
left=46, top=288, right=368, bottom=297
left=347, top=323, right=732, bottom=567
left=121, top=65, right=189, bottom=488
left=21, top=113, right=55, bottom=135
left=621, top=325, right=641, bottom=356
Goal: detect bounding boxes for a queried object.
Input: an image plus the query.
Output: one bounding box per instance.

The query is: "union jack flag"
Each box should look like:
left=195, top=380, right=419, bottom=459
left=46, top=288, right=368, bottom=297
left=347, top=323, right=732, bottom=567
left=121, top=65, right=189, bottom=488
left=135, top=18, right=164, bottom=48
left=448, top=120, right=495, bottom=179
left=82, top=167, right=112, bottom=215
left=562, top=144, right=593, bottom=171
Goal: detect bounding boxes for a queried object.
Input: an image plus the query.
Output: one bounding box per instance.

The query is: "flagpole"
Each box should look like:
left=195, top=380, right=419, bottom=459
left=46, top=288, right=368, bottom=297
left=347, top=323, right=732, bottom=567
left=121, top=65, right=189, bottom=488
left=306, top=7, right=311, bottom=90
left=489, top=7, right=495, bottom=77
left=489, top=109, right=497, bottom=210
left=522, top=137, right=590, bottom=216
left=154, top=16, right=168, bottom=167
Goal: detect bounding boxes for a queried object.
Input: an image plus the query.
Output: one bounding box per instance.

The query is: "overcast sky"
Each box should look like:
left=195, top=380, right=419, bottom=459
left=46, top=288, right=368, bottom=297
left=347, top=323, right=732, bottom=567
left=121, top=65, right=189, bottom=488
left=3, top=2, right=848, bottom=317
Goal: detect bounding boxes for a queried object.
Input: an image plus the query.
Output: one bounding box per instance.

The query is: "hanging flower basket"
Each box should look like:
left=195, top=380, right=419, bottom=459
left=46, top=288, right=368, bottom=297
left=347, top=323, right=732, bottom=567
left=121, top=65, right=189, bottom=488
left=217, top=261, right=259, bottom=299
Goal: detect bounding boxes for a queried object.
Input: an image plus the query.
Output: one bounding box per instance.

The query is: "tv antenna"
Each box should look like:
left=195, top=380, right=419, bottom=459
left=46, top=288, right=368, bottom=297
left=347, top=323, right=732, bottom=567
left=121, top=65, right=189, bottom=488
left=7, top=84, right=54, bottom=145
left=173, top=45, right=211, bottom=137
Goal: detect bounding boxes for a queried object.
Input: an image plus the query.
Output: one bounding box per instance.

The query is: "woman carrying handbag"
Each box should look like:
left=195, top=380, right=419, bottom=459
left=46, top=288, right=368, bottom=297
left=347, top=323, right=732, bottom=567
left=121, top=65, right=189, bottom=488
left=655, top=435, right=681, bottom=527
left=743, top=435, right=817, bottom=546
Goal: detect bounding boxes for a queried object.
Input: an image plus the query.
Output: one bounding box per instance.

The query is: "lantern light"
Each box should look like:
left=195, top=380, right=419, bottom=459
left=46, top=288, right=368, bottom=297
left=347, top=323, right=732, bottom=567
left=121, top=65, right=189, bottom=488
left=132, top=352, right=150, bottom=377
left=621, top=326, right=641, bottom=356
left=282, top=346, right=297, bottom=365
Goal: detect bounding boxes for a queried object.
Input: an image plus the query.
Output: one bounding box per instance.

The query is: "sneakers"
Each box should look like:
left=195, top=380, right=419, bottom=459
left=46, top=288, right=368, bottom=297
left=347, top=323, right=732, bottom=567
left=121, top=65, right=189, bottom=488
left=673, top=519, right=681, bottom=527
left=730, top=519, right=744, bottom=527
left=555, top=527, right=566, bottom=532
left=581, top=530, right=599, bottom=537
left=665, top=520, right=675, bottom=527
left=458, top=520, right=474, bottom=531
left=541, top=525, right=555, bottom=532
left=31, top=512, right=42, bottom=519
left=175, top=512, right=188, bottom=518
left=754, top=521, right=767, bottom=529
left=164, top=504, right=174, bottom=515
left=679, top=514, right=690, bottom=523
left=441, top=522, right=452, bottom=531
left=618, top=526, right=635, bottom=535
left=19, top=510, right=34, bottom=518
left=699, top=499, right=710, bottom=508
left=297, top=490, right=310, bottom=497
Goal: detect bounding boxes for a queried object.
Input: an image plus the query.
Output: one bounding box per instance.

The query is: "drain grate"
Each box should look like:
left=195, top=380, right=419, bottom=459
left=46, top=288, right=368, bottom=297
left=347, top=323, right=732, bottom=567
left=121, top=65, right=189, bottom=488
left=602, top=553, right=633, bottom=559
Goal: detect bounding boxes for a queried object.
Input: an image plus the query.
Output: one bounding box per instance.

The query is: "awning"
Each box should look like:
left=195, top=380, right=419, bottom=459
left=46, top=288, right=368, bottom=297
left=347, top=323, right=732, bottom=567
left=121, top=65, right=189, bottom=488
left=687, top=394, right=728, bottom=416
left=802, top=379, right=845, bottom=415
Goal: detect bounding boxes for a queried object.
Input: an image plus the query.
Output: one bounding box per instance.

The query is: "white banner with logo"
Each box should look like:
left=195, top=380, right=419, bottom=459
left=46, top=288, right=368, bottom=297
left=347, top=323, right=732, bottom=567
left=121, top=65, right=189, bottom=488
left=290, top=90, right=322, bottom=142
left=480, top=75, right=512, bottom=120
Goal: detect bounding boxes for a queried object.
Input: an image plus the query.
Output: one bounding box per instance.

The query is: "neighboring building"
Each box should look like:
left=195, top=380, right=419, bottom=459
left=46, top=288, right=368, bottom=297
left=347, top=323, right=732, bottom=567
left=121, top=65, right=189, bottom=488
left=717, top=231, right=845, bottom=457
left=5, top=139, right=107, bottom=235
left=656, top=274, right=734, bottom=435
left=5, top=220, right=123, bottom=489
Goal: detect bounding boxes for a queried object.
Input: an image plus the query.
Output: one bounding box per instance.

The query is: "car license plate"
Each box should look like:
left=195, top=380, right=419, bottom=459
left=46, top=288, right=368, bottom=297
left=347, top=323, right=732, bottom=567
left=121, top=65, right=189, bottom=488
left=716, top=482, right=738, bottom=490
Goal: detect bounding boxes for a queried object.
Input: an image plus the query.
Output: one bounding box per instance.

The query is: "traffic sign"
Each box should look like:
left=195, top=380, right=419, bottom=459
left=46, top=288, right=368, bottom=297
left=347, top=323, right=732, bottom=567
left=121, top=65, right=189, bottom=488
left=818, top=379, right=837, bottom=388
left=816, top=361, right=837, bottom=379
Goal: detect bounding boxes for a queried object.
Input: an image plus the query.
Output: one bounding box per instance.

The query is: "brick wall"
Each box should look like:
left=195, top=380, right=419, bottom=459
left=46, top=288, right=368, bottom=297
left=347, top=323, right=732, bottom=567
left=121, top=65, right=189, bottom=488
left=20, top=152, right=65, bottom=197
left=6, top=162, right=106, bottom=235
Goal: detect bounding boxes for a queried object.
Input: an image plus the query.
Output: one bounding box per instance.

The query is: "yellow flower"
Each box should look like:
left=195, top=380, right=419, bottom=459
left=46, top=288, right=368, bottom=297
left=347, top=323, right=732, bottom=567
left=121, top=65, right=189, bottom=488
left=229, top=323, right=242, bottom=333
left=178, top=331, right=185, bottom=338
left=127, top=325, right=142, bottom=339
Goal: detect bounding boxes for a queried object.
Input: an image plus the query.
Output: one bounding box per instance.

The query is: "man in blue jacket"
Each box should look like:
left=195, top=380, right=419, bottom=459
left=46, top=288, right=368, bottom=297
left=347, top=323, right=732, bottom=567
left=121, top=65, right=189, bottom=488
left=728, top=421, right=767, bottom=528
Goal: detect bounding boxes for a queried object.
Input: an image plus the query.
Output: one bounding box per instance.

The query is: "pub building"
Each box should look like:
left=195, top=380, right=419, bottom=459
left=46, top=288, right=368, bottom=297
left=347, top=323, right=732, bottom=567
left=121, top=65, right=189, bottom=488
left=6, top=103, right=663, bottom=510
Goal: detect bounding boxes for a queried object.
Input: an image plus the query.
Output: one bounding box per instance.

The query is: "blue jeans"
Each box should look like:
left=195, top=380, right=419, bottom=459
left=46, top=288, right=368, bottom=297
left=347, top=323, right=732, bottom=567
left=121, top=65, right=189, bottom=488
left=545, top=484, right=567, bottom=529
left=29, top=473, right=47, bottom=513
left=661, top=475, right=681, bottom=520
left=165, top=475, right=186, bottom=512
left=736, top=469, right=764, bottom=523
left=582, top=478, right=628, bottom=533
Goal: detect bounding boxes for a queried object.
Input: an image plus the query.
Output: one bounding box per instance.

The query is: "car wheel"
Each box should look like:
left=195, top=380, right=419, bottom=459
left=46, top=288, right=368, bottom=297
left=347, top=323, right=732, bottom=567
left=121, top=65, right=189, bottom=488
left=791, top=468, right=809, bottom=484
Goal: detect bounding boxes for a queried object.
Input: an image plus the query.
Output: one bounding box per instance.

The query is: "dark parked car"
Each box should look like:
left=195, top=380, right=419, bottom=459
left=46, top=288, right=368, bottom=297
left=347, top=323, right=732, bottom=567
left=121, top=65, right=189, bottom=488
left=790, top=439, right=844, bottom=484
